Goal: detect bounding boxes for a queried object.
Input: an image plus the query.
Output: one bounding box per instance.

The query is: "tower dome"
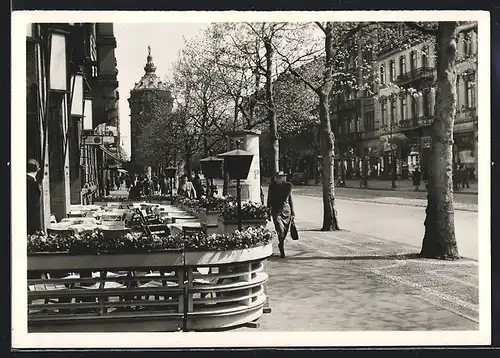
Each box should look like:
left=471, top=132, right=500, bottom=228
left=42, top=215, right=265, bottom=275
left=132, top=46, right=169, bottom=92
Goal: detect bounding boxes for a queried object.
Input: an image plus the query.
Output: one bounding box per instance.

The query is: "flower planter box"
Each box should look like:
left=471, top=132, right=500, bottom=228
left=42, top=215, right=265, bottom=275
left=184, top=243, right=273, bottom=266
left=217, top=216, right=267, bottom=234
left=198, top=208, right=220, bottom=227
left=28, top=250, right=184, bottom=272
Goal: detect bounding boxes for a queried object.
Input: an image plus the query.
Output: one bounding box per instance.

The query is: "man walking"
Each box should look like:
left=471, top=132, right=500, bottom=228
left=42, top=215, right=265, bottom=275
left=27, top=159, right=41, bottom=235
left=267, top=171, right=295, bottom=258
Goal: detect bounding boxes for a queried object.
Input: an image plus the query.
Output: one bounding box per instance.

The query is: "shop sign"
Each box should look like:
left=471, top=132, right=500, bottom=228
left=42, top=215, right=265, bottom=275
left=82, top=135, right=103, bottom=145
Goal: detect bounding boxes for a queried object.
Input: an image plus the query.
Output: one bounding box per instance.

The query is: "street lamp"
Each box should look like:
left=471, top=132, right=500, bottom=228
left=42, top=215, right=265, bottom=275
left=165, top=166, right=177, bottom=203
left=200, top=155, right=223, bottom=197
left=219, top=140, right=254, bottom=231
left=389, top=122, right=398, bottom=189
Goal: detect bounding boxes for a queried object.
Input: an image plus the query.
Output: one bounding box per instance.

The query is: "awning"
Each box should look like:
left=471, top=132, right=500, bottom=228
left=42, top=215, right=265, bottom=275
left=99, top=145, right=122, bottom=163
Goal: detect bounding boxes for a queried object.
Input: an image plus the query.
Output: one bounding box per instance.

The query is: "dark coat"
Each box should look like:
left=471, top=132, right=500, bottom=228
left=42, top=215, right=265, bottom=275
left=27, top=175, right=41, bottom=234
left=412, top=169, right=422, bottom=186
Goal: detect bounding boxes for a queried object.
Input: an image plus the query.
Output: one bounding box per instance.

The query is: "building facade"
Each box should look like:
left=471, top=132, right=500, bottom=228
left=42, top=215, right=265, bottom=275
left=128, top=47, right=173, bottom=170
left=26, top=23, right=120, bottom=229
left=374, top=29, right=478, bottom=179
left=328, top=27, right=478, bottom=180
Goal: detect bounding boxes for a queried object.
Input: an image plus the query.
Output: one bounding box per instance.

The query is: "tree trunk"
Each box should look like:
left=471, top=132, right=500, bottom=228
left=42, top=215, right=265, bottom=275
left=318, top=92, right=340, bottom=231
left=264, top=38, right=280, bottom=176
left=420, top=22, right=460, bottom=260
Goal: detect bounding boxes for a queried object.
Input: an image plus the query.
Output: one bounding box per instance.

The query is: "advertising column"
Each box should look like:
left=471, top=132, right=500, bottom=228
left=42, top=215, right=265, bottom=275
left=226, top=130, right=261, bottom=203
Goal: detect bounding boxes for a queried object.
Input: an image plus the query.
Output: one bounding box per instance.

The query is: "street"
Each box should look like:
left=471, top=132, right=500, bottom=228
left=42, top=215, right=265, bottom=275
left=233, top=188, right=480, bottom=332
left=282, top=188, right=479, bottom=260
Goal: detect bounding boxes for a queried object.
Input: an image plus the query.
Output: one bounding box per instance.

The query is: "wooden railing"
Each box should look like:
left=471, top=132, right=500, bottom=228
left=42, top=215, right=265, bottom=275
left=28, top=244, right=272, bottom=332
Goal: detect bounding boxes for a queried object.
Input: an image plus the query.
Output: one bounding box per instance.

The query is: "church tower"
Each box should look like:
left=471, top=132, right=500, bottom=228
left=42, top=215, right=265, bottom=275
left=128, top=46, right=173, bottom=168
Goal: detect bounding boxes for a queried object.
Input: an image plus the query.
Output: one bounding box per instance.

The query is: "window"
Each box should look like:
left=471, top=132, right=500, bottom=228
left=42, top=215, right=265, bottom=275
left=399, top=56, right=406, bottom=75
left=456, top=78, right=461, bottom=108
left=463, top=32, right=472, bottom=56
left=410, top=51, right=417, bottom=71
left=390, top=98, right=397, bottom=124
left=381, top=101, right=387, bottom=126
left=411, top=96, right=418, bottom=118
left=466, top=79, right=476, bottom=108
left=401, top=96, right=407, bottom=120
left=365, top=111, right=375, bottom=132
left=389, top=60, right=395, bottom=82
left=380, top=64, right=385, bottom=85
left=422, top=46, right=429, bottom=67
left=423, top=91, right=431, bottom=116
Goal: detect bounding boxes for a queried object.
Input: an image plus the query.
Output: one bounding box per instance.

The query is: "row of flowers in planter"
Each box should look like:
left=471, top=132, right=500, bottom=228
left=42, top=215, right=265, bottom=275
left=94, top=195, right=270, bottom=221
left=27, top=226, right=275, bottom=255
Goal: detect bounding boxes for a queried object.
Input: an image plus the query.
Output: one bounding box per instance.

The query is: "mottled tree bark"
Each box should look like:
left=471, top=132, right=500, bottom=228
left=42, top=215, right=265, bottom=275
left=420, top=22, right=460, bottom=260
left=318, top=91, right=340, bottom=231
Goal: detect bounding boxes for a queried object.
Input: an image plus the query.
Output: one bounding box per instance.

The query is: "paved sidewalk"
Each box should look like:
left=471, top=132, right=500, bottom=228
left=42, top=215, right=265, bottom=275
left=236, top=223, right=479, bottom=331
left=340, top=179, right=478, bottom=195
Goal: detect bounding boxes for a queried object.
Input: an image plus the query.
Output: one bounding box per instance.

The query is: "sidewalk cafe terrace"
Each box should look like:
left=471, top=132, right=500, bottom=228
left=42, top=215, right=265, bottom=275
left=27, top=197, right=274, bottom=332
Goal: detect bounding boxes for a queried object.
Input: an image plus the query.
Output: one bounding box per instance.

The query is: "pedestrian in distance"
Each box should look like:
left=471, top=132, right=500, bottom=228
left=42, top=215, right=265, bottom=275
left=460, top=164, right=470, bottom=189
left=27, top=159, right=42, bottom=235
left=413, top=166, right=422, bottom=191
left=178, top=174, right=197, bottom=199
left=192, top=173, right=205, bottom=199
left=267, top=171, right=296, bottom=258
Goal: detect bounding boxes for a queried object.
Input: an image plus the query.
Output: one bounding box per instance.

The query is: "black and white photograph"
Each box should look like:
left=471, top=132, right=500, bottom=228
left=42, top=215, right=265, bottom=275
left=12, top=11, right=490, bottom=348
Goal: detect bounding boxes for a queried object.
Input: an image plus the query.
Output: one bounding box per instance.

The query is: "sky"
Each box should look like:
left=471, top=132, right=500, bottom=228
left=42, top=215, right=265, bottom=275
left=114, top=23, right=209, bottom=156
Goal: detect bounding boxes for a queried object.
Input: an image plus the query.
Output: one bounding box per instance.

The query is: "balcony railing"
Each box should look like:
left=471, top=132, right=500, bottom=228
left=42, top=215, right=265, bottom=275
left=396, top=67, right=436, bottom=87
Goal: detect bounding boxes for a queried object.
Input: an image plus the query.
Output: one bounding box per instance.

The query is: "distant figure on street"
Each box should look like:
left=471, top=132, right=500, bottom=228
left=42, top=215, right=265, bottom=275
left=267, top=171, right=295, bottom=258
left=413, top=166, right=422, bottom=191
left=192, top=173, right=205, bottom=199
left=27, top=159, right=42, bottom=235
left=128, top=175, right=141, bottom=200
left=142, top=176, right=151, bottom=198
left=453, top=164, right=461, bottom=191
left=460, top=164, right=470, bottom=189
left=178, top=174, right=197, bottom=199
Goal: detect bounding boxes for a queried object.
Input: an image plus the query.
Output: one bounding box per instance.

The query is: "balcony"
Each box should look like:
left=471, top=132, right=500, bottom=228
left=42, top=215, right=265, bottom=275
left=396, top=67, right=436, bottom=88
left=456, top=106, right=477, bottom=122
left=337, top=131, right=363, bottom=143
left=339, top=98, right=361, bottom=112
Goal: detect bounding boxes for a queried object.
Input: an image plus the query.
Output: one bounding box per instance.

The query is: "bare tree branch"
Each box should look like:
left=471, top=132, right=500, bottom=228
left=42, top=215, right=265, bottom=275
left=457, top=22, right=478, bottom=33
left=287, top=66, right=319, bottom=94
left=315, top=21, right=326, bottom=34
left=404, top=22, right=438, bottom=36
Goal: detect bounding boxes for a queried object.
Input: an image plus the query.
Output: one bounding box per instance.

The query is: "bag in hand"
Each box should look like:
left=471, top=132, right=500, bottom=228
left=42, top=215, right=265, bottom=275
left=290, top=217, right=299, bottom=241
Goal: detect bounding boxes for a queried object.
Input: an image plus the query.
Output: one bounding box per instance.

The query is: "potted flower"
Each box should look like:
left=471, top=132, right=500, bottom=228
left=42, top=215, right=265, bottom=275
left=197, top=196, right=231, bottom=231
left=218, top=201, right=270, bottom=234
left=183, top=226, right=274, bottom=265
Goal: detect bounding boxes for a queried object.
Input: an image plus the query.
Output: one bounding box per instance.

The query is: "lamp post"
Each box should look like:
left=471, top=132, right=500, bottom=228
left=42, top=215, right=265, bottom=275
left=389, top=122, right=398, bottom=189
left=200, top=155, right=224, bottom=197
left=219, top=140, right=254, bottom=231
left=165, top=166, right=177, bottom=203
